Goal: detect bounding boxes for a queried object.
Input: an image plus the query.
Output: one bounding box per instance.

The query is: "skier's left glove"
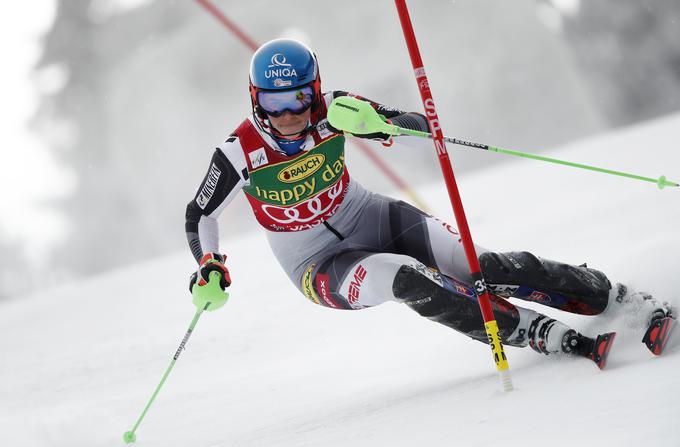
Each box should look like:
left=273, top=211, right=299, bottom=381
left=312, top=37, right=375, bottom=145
left=379, top=119, right=395, bottom=148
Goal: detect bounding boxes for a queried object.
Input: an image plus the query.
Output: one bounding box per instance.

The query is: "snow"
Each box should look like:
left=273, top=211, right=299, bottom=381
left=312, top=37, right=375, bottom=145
left=1, top=113, right=679, bottom=446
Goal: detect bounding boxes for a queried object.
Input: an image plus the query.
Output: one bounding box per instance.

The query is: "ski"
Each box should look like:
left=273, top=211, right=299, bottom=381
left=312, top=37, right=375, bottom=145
left=642, top=316, right=676, bottom=356
left=588, top=332, right=616, bottom=370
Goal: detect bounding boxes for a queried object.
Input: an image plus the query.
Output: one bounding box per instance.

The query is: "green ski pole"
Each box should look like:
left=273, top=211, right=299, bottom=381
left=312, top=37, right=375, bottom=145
left=327, top=96, right=679, bottom=190
left=123, top=271, right=228, bottom=444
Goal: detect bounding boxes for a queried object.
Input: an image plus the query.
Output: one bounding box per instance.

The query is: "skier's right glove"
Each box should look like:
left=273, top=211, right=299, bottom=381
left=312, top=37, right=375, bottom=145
left=189, top=253, right=231, bottom=292
left=189, top=253, right=231, bottom=311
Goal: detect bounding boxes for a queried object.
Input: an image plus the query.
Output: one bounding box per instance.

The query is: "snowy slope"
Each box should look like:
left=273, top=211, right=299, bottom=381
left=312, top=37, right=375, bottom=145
left=1, top=114, right=679, bottom=447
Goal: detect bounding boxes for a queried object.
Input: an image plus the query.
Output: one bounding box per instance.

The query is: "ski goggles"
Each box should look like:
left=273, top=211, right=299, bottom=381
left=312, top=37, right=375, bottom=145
left=256, top=86, right=315, bottom=117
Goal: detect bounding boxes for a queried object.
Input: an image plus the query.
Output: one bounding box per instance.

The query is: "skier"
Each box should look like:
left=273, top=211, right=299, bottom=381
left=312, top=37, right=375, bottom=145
left=185, top=38, right=675, bottom=368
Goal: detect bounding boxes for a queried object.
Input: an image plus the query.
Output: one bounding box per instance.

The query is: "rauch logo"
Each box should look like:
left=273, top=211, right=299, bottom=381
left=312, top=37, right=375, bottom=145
left=277, top=154, right=325, bottom=183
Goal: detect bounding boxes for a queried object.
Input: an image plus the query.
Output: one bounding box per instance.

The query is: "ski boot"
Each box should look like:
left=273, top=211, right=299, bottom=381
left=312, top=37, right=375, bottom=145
left=609, top=283, right=676, bottom=355
left=561, top=330, right=616, bottom=370
left=642, top=305, right=676, bottom=356
left=526, top=315, right=616, bottom=370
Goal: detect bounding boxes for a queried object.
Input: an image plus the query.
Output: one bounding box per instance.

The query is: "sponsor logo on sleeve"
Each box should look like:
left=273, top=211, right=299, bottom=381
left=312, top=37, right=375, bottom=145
left=196, top=163, right=222, bottom=209
left=249, top=147, right=269, bottom=169
left=347, top=264, right=367, bottom=308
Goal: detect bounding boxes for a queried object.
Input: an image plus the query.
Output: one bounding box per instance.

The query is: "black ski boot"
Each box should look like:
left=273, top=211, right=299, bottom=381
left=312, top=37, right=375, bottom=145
left=561, top=329, right=616, bottom=370
left=642, top=306, right=677, bottom=356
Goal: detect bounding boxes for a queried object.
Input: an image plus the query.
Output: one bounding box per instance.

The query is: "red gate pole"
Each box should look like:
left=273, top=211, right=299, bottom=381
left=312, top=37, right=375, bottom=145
left=394, top=0, right=513, bottom=391
left=195, top=0, right=259, bottom=51
left=351, top=139, right=430, bottom=212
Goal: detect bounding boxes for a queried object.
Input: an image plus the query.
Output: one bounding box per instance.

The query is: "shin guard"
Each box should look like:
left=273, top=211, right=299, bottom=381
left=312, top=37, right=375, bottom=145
left=392, top=264, right=521, bottom=344
left=479, top=251, right=611, bottom=315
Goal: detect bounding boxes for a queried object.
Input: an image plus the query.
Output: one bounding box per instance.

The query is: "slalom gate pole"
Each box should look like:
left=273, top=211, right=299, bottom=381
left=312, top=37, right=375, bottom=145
left=394, top=0, right=513, bottom=391
left=193, top=0, right=431, bottom=210
left=123, top=305, right=208, bottom=444
left=195, top=0, right=259, bottom=51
